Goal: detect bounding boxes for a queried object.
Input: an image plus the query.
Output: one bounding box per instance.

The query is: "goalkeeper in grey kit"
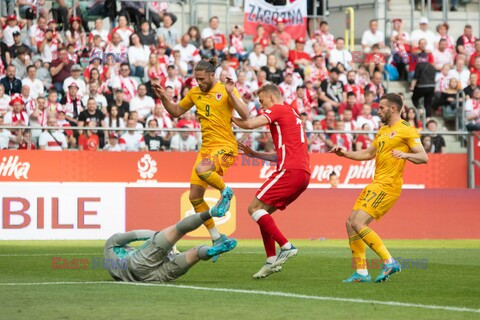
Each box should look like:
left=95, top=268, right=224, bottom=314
left=104, top=209, right=237, bottom=282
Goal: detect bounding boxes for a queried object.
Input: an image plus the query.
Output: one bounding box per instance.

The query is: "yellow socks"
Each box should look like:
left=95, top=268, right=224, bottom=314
left=359, top=227, right=392, bottom=261
left=349, top=235, right=367, bottom=271
left=197, top=170, right=226, bottom=191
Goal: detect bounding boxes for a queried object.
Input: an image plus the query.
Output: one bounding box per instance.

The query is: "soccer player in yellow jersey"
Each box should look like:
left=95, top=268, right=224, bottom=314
left=331, top=93, right=428, bottom=282
left=152, top=58, right=249, bottom=261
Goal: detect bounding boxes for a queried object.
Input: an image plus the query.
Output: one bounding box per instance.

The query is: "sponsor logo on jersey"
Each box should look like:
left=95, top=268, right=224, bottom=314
left=216, top=93, right=222, bottom=101
left=390, top=131, right=397, bottom=138
left=0, top=156, right=30, bottom=180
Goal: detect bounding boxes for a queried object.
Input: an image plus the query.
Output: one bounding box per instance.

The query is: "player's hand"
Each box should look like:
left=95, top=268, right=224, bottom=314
left=392, top=149, right=408, bottom=159
left=225, top=77, right=235, bottom=94
left=152, top=80, right=166, bottom=99
left=238, top=142, right=255, bottom=157
left=329, top=146, right=346, bottom=157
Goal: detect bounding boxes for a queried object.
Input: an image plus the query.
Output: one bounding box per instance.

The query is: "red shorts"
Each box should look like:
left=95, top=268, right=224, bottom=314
left=256, top=169, right=310, bottom=210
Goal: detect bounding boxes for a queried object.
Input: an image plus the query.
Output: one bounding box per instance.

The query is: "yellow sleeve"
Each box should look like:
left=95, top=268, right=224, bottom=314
left=405, top=127, right=422, bottom=150
left=178, top=88, right=195, bottom=111
left=231, top=87, right=241, bottom=99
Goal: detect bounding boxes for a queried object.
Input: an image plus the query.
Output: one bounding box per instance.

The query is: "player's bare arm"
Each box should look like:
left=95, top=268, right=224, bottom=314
left=226, top=77, right=249, bottom=119
left=238, top=142, right=278, bottom=162
left=152, top=80, right=187, bottom=118
left=330, top=144, right=376, bottom=161
left=232, top=115, right=269, bottom=130
left=392, top=145, right=429, bottom=164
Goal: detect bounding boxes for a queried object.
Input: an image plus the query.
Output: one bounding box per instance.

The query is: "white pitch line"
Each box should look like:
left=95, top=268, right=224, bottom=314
left=0, top=281, right=478, bottom=314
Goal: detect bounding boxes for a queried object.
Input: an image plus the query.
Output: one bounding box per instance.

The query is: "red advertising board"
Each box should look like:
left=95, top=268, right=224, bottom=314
left=0, top=151, right=469, bottom=188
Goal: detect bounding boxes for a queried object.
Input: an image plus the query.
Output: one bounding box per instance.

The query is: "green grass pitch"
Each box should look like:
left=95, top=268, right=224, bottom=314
left=1, top=239, right=479, bottom=320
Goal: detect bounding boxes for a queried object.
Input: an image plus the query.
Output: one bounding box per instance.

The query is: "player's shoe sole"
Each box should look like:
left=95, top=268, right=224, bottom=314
left=207, top=238, right=237, bottom=258
left=374, top=260, right=401, bottom=283
left=270, top=245, right=298, bottom=268
left=253, top=264, right=282, bottom=279
left=211, top=234, right=228, bottom=263
left=342, top=272, right=372, bottom=283
left=210, top=187, right=234, bottom=218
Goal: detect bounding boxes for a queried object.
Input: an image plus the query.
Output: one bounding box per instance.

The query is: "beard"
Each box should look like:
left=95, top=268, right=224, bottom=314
left=347, top=79, right=355, bottom=85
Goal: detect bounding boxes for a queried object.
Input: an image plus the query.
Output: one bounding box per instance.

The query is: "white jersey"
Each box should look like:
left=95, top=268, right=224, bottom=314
left=130, top=96, right=155, bottom=119
left=170, top=134, right=197, bottom=151
left=22, top=77, right=45, bottom=100
left=38, top=131, right=67, bottom=150
left=172, top=43, right=200, bottom=64
left=119, top=132, right=146, bottom=151
left=279, top=82, right=297, bottom=104
left=0, top=95, right=11, bottom=115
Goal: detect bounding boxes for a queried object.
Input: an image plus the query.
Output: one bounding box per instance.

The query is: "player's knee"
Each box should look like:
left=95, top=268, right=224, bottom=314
left=247, top=204, right=258, bottom=216
left=351, top=220, right=365, bottom=233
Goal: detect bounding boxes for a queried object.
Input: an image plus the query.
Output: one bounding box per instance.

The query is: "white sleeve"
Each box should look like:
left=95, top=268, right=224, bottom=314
left=128, top=47, right=137, bottom=65
left=38, top=132, right=47, bottom=147
left=61, top=134, right=68, bottom=149
left=361, top=31, right=368, bottom=46
left=465, top=100, right=473, bottom=112
left=170, top=134, right=179, bottom=150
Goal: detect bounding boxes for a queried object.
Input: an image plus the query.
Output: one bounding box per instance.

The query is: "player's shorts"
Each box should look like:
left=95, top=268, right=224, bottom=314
left=190, top=147, right=237, bottom=188
left=256, top=169, right=310, bottom=210
left=127, top=232, right=190, bottom=282
left=353, top=183, right=401, bottom=220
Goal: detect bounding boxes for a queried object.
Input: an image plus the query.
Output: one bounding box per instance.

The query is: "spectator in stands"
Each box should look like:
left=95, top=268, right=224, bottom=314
left=307, top=55, right=328, bottom=88
left=128, top=33, right=150, bottom=78
left=434, top=22, right=455, bottom=53
left=201, top=16, right=226, bottom=52
left=410, top=53, right=436, bottom=117
left=118, top=118, right=146, bottom=151
left=173, top=34, right=201, bottom=72
left=78, top=97, right=106, bottom=146
left=469, top=39, right=480, bottom=67
left=28, top=97, right=47, bottom=143
left=435, top=63, right=451, bottom=98
left=329, top=171, right=339, bottom=188
left=88, top=18, right=109, bottom=49
left=156, top=13, right=179, bottom=49
left=22, top=65, right=44, bottom=100
left=253, top=25, right=269, bottom=49
left=364, top=70, right=385, bottom=103
left=339, top=92, right=362, bottom=119
left=320, top=110, right=337, bottom=131
left=330, top=120, right=353, bottom=151
left=260, top=55, right=282, bottom=85
left=356, top=104, right=380, bottom=130
left=109, top=87, right=130, bottom=121
left=1, top=65, right=22, bottom=96
left=291, top=85, right=314, bottom=118
left=365, top=44, right=386, bottom=77
left=361, top=19, right=387, bottom=53
left=433, top=39, right=454, bottom=71
left=45, top=88, right=62, bottom=115
left=188, top=26, right=202, bottom=48
left=0, top=114, right=17, bottom=149
left=34, top=57, right=51, bottom=90
left=214, top=59, right=237, bottom=82
left=425, top=119, right=446, bottom=153
left=465, top=87, right=480, bottom=131
left=146, top=102, right=173, bottom=140
left=82, top=81, right=108, bottom=113
left=248, top=43, right=267, bottom=72
left=308, top=120, right=329, bottom=153
left=449, top=57, right=470, bottom=89
left=111, top=63, right=139, bottom=103
left=50, top=47, right=75, bottom=95
left=3, top=15, right=21, bottom=48
left=136, top=21, right=156, bottom=47
left=470, top=56, right=480, bottom=86
left=38, top=116, right=68, bottom=151
left=411, top=17, right=436, bottom=52
left=63, top=64, right=87, bottom=96
left=60, top=82, right=84, bottom=125
left=200, top=37, right=219, bottom=60
left=343, top=70, right=364, bottom=104
left=144, top=118, right=168, bottom=151
left=272, top=18, right=292, bottom=48
left=170, top=126, right=197, bottom=151
left=17, top=129, right=36, bottom=150
left=104, top=105, right=125, bottom=136
left=279, top=72, right=297, bottom=104
left=464, top=73, right=478, bottom=99
left=319, top=68, right=344, bottom=113
left=329, top=37, right=352, bottom=71
left=355, top=123, right=373, bottom=150
left=38, top=28, right=60, bottom=64
left=319, top=21, right=335, bottom=53
left=4, top=95, right=29, bottom=133
left=0, top=84, right=11, bottom=116
left=456, top=24, right=477, bottom=61
left=130, top=84, right=155, bottom=124
left=78, top=121, right=99, bottom=151
left=235, top=71, right=253, bottom=97
left=402, top=107, right=423, bottom=131
left=264, top=32, right=289, bottom=70
left=10, top=31, right=29, bottom=61
left=288, top=37, right=310, bottom=71
left=104, top=132, right=122, bottom=151
left=65, top=16, right=87, bottom=55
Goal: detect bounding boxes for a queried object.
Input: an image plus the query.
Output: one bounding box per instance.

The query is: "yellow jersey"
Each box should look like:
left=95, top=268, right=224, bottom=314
left=178, top=82, right=240, bottom=152
left=372, top=119, right=422, bottom=192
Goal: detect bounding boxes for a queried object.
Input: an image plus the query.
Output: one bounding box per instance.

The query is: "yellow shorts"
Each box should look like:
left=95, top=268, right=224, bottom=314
left=353, top=184, right=401, bottom=221
left=190, top=147, right=237, bottom=189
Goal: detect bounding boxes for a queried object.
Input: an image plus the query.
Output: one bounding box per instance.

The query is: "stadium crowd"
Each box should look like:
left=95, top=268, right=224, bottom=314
left=0, top=0, right=478, bottom=152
